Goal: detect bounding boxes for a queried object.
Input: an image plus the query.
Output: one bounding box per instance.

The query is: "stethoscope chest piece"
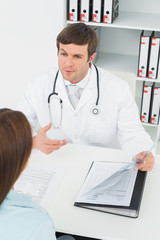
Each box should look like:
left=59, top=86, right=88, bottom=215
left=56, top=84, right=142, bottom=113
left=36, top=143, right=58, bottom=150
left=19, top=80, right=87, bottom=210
left=91, top=106, right=100, bottom=116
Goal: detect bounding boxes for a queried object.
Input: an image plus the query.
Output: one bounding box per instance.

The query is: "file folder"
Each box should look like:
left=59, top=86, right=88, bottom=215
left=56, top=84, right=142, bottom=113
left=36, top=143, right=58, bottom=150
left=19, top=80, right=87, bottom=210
left=92, top=0, right=102, bottom=23
left=140, top=83, right=152, bottom=123
left=75, top=161, right=147, bottom=218
left=138, top=31, right=153, bottom=78
left=150, top=87, right=160, bottom=125
left=103, top=0, right=119, bottom=24
left=80, top=0, right=91, bottom=22
left=148, top=33, right=160, bottom=79
left=67, top=0, right=80, bottom=22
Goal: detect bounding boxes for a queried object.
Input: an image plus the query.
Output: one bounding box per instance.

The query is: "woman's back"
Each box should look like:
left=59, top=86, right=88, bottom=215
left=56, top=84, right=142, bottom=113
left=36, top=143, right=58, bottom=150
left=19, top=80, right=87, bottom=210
left=0, top=109, right=56, bottom=240
left=0, top=190, right=56, bottom=240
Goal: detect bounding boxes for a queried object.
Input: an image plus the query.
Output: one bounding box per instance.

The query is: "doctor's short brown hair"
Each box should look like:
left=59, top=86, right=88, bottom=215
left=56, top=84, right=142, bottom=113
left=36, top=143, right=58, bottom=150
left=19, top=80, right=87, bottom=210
left=0, top=109, right=32, bottom=205
left=56, top=23, right=98, bottom=60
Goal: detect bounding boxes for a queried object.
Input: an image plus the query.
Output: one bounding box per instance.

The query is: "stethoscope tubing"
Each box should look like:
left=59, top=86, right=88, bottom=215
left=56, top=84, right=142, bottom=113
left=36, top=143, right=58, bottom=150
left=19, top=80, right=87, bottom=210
left=48, top=65, right=100, bottom=109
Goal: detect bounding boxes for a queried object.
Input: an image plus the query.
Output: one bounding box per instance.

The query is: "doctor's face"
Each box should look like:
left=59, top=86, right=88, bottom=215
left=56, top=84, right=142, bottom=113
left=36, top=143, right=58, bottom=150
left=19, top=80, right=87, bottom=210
left=58, top=43, right=95, bottom=84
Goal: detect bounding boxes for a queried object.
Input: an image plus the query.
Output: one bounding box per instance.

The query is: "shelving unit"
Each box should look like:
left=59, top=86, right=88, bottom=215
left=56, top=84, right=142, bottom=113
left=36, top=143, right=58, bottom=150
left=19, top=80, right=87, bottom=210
left=67, top=11, right=160, bottom=31
left=137, top=77, right=160, bottom=83
left=66, top=0, right=160, bottom=152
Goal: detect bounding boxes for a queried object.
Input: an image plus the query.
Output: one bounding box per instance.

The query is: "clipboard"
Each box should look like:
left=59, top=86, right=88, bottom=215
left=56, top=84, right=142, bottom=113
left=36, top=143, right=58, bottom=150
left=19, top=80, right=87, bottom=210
left=74, top=161, right=147, bottom=218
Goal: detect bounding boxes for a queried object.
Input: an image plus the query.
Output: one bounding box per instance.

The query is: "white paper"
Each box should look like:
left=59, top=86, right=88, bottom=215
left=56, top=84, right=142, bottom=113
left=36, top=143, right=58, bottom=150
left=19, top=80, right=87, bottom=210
left=76, top=161, right=138, bottom=207
left=15, top=166, right=64, bottom=203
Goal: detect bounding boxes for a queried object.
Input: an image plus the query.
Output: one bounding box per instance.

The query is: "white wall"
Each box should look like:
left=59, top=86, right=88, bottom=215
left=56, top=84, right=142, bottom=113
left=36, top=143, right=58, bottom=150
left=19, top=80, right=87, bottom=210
left=120, top=0, right=160, bottom=14
left=0, top=0, right=65, bottom=108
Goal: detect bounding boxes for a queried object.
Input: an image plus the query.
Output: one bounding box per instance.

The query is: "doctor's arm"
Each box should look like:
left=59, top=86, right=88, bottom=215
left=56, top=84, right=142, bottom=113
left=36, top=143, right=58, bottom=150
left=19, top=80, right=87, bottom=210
left=117, top=83, right=155, bottom=171
left=16, top=76, right=67, bottom=154
left=32, top=123, right=68, bottom=154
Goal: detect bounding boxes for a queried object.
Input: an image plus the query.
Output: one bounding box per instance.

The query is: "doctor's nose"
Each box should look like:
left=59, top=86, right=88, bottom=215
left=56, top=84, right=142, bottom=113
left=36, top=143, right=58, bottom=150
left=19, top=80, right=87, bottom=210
left=65, top=57, right=74, bottom=67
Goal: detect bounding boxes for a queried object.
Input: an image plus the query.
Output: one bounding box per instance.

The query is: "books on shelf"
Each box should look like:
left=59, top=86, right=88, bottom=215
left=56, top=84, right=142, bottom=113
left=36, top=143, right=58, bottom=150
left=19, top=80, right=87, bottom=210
left=67, top=0, right=119, bottom=24
left=138, top=31, right=160, bottom=80
left=140, top=82, right=160, bottom=125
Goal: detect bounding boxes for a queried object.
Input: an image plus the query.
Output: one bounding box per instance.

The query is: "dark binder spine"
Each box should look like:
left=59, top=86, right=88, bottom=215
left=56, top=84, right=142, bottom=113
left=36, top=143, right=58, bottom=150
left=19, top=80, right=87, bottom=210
left=112, top=0, right=119, bottom=22
left=77, top=0, right=80, bottom=21
left=146, top=31, right=154, bottom=78
left=67, top=0, right=69, bottom=20
left=157, top=87, right=160, bottom=124
left=129, top=171, right=147, bottom=214
left=156, top=43, right=160, bottom=79
left=100, top=0, right=104, bottom=23
left=137, top=30, right=144, bottom=77
left=111, top=0, right=114, bottom=23
left=148, top=82, right=155, bottom=123
left=89, top=0, right=93, bottom=22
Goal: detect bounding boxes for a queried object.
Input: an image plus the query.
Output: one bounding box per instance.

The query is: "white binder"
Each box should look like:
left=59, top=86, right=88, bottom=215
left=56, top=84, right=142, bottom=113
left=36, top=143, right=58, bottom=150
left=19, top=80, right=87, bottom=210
left=69, top=0, right=79, bottom=21
left=150, top=87, right=160, bottom=125
left=140, top=85, right=152, bottom=123
left=148, top=33, right=160, bottom=79
left=138, top=31, right=153, bottom=78
left=92, top=0, right=102, bottom=23
left=80, top=0, right=90, bottom=22
left=103, top=0, right=119, bottom=24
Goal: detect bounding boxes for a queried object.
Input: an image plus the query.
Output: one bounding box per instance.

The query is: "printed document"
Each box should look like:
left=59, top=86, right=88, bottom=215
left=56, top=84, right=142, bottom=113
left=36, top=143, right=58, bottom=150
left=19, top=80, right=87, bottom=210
left=15, top=166, right=64, bottom=203
left=76, top=161, right=138, bottom=206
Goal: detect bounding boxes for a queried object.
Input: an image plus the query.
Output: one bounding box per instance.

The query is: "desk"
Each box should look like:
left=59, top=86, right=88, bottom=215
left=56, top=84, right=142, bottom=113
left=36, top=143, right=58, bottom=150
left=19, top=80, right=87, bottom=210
left=30, top=144, right=160, bottom=240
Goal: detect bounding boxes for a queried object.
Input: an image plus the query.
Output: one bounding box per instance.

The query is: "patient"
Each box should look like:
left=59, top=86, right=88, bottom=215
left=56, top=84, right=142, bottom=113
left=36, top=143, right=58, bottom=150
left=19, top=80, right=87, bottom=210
left=0, top=109, right=56, bottom=240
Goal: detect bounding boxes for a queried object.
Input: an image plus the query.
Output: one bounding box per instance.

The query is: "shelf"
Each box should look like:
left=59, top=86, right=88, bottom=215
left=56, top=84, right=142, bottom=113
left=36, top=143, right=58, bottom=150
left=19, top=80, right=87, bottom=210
left=142, top=123, right=159, bottom=128
left=96, top=52, right=137, bottom=74
left=137, top=77, right=160, bottom=83
left=67, top=11, right=160, bottom=31
left=142, top=124, right=159, bottom=142
left=67, top=4, right=160, bottom=152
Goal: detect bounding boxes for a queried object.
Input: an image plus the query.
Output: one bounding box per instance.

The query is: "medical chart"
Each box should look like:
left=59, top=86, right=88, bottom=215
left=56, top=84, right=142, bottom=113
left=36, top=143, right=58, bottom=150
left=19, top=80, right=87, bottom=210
left=75, top=161, right=138, bottom=206
left=15, top=166, right=64, bottom=203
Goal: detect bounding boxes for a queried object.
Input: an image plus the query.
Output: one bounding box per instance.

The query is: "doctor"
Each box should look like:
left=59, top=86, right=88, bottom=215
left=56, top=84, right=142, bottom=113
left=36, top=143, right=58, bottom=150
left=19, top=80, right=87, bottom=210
left=18, top=23, right=154, bottom=171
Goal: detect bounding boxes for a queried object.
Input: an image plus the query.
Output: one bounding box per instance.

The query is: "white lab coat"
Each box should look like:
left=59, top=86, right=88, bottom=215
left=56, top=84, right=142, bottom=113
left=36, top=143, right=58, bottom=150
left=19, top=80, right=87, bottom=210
left=17, top=65, right=153, bottom=159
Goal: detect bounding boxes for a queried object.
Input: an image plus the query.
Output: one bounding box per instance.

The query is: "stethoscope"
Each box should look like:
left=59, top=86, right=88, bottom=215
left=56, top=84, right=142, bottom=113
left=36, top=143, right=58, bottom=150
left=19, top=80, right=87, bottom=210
left=48, top=65, right=100, bottom=128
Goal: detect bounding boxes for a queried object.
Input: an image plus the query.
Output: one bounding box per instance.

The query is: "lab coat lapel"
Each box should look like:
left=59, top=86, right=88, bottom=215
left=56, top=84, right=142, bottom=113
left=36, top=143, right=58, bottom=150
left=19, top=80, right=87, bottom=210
left=76, top=65, right=97, bottom=112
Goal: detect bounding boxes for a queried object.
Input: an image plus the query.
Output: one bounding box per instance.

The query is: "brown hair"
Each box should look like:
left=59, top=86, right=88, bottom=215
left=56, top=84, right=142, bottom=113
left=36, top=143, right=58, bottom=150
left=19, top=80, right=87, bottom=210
left=56, top=23, right=98, bottom=60
left=0, top=109, right=32, bottom=205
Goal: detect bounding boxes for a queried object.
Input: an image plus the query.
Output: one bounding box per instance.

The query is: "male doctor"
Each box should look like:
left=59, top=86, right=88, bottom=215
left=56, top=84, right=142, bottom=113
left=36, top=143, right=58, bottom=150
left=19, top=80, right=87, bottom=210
left=18, top=23, right=154, bottom=171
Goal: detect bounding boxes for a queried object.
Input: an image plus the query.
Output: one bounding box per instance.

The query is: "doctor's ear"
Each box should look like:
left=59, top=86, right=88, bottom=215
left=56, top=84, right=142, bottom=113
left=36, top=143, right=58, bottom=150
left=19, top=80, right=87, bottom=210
left=88, top=53, right=96, bottom=63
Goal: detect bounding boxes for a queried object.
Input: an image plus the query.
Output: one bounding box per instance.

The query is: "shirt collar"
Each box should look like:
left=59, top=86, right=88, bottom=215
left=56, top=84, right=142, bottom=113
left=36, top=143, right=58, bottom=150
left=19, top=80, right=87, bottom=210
left=64, top=68, right=91, bottom=89
left=2, top=190, right=40, bottom=209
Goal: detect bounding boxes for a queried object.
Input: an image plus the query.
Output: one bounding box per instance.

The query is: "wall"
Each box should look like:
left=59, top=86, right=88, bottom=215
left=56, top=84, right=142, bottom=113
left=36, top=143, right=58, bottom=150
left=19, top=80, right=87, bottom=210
left=0, top=0, right=65, bottom=108
left=120, top=0, right=160, bottom=14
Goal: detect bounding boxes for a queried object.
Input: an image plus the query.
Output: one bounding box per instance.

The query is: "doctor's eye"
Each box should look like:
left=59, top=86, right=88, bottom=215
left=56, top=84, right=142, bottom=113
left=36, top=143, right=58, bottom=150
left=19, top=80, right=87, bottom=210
left=60, top=52, right=67, bottom=56
left=74, top=55, right=82, bottom=59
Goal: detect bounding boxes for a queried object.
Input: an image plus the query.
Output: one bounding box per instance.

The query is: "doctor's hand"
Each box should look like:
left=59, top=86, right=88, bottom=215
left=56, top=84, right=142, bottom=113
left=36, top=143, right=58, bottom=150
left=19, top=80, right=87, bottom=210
left=32, top=123, right=68, bottom=154
left=134, top=151, right=155, bottom=171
